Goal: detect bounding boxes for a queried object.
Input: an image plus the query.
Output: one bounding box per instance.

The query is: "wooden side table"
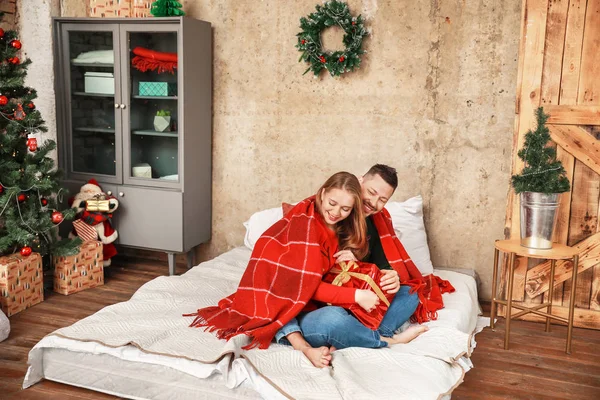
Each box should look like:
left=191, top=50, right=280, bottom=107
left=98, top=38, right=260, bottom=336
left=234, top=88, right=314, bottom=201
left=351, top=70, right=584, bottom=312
left=490, top=239, right=580, bottom=354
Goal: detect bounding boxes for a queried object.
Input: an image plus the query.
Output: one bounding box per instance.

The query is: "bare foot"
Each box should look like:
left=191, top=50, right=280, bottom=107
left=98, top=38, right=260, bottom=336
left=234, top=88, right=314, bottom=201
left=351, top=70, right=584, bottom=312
left=301, top=346, right=332, bottom=368
left=381, top=325, right=429, bottom=346
left=329, top=346, right=337, bottom=352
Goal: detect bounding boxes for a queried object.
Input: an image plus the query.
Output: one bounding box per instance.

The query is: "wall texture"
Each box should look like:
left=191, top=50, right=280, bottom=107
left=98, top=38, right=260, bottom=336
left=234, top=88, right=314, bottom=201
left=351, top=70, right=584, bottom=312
left=19, top=0, right=61, bottom=152
left=47, top=0, right=521, bottom=299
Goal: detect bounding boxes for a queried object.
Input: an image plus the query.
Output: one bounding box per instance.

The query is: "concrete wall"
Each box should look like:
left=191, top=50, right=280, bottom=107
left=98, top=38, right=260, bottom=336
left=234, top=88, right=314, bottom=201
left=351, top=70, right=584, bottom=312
left=32, top=0, right=521, bottom=300
left=18, top=0, right=61, bottom=153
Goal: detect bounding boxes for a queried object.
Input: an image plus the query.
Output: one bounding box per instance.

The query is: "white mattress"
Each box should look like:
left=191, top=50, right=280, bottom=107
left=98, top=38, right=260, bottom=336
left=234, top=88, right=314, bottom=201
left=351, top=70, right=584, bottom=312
left=24, top=247, right=485, bottom=399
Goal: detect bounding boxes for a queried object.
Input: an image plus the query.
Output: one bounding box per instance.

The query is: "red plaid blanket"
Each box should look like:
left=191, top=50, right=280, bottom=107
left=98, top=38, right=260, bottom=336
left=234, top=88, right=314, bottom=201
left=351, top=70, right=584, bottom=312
left=373, top=208, right=455, bottom=323
left=184, top=196, right=338, bottom=349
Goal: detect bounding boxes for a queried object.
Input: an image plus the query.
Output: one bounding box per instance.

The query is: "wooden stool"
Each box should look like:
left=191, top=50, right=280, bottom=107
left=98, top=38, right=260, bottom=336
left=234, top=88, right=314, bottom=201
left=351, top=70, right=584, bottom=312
left=490, top=239, right=580, bottom=354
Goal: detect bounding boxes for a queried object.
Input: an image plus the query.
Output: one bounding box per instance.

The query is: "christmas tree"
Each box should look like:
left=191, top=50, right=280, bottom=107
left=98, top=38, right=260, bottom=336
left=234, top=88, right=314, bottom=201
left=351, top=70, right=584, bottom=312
left=0, top=15, right=81, bottom=258
left=151, top=0, right=186, bottom=17
left=511, top=107, right=571, bottom=194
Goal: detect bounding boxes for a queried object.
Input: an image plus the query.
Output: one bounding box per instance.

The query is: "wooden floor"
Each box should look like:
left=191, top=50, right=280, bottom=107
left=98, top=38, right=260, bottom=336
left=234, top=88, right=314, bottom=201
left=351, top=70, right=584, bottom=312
left=0, top=257, right=599, bottom=400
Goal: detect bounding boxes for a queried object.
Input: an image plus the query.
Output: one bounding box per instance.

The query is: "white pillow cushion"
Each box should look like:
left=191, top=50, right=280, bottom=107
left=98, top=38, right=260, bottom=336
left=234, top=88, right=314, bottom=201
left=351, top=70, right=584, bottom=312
left=384, top=195, right=434, bottom=275
left=0, top=308, right=9, bottom=342
left=243, top=207, right=283, bottom=250
left=242, top=196, right=435, bottom=276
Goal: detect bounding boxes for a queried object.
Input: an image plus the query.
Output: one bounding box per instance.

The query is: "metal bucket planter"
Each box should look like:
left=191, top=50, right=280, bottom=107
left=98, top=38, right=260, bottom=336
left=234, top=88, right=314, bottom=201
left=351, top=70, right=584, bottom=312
left=519, top=192, right=560, bottom=249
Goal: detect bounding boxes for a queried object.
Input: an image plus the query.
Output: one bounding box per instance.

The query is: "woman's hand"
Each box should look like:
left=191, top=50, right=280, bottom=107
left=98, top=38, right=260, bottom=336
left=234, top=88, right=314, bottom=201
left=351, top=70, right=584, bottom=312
left=334, top=250, right=357, bottom=263
left=380, top=269, right=400, bottom=294
left=355, top=289, right=380, bottom=312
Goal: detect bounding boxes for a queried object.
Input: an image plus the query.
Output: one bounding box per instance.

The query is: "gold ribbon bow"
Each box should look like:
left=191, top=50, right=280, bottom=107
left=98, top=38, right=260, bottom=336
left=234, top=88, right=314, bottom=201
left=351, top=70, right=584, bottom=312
left=86, top=195, right=110, bottom=212
left=329, top=261, right=390, bottom=307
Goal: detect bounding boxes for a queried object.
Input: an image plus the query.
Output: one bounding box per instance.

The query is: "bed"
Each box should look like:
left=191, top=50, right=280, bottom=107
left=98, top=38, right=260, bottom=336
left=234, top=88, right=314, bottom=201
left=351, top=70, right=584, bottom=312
left=24, top=246, right=487, bottom=400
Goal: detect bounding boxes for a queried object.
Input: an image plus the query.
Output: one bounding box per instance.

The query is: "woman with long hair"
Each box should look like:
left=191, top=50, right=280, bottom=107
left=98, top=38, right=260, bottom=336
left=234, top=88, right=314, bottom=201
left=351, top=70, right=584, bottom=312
left=184, top=172, right=380, bottom=359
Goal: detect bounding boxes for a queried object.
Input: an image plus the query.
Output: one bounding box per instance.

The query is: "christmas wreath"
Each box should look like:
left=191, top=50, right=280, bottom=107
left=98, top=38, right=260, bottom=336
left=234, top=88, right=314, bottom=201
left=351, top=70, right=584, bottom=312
left=296, top=1, right=368, bottom=77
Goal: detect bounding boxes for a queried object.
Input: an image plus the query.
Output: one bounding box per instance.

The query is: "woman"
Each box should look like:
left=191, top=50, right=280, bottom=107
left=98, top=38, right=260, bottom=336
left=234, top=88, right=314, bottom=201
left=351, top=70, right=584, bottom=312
left=184, top=172, right=373, bottom=353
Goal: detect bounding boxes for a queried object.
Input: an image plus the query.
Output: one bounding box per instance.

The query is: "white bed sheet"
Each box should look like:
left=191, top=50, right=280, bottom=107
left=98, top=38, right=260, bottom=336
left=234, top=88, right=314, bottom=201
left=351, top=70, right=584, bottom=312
left=24, top=247, right=484, bottom=400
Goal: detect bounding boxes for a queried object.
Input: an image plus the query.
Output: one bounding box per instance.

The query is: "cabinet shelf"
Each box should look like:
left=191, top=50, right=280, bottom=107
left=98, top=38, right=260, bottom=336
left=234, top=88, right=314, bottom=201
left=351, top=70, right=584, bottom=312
left=133, top=95, right=178, bottom=100
left=73, top=91, right=115, bottom=98
left=74, top=127, right=115, bottom=133
left=132, top=130, right=178, bottom=137
left=71, top=62, right=114, bottom=68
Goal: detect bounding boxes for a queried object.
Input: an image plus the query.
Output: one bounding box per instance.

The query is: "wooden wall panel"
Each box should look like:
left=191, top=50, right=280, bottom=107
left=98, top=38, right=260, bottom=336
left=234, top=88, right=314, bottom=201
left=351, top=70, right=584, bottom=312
left=500, top=0, right=550, bottom=308
left=502, top=0, right=600, bottom=329
left=540, top=0, right=571, bottom=306
left=553, top=0, right=588, bottom=308
left=563, top=0, right=600, bottom=308
left=567, top=162, right=598, bottom=308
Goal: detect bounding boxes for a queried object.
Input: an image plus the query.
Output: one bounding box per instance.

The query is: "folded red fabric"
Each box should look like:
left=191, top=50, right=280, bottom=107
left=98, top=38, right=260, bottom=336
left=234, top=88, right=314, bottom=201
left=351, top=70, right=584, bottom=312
left=131, top=46, right=178, bottom=74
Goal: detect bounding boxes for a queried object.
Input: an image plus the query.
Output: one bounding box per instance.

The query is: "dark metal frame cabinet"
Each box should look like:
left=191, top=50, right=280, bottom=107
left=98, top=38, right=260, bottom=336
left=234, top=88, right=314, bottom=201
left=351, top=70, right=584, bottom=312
left=53, top=17, right=212, bottom=275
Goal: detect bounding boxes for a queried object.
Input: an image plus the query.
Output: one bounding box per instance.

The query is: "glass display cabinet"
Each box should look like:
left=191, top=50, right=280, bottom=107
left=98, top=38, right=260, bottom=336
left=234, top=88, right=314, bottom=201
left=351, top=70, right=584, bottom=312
left=53, top=17, right=212, bottom=275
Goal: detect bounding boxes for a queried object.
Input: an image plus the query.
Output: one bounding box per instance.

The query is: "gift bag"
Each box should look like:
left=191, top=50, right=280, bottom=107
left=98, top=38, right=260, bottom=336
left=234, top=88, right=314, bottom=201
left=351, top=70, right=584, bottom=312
left=323, top=261, right=395, bottom=329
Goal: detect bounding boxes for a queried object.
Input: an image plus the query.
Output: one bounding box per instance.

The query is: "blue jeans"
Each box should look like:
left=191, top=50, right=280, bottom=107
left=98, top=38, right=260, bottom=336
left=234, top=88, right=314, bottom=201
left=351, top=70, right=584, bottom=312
left=275, top=285, right=419, bottom=349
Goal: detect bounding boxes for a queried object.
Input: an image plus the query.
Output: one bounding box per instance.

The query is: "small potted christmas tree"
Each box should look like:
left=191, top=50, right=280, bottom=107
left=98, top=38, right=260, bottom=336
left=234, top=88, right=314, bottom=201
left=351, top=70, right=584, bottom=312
left=511, top=107, right=571, bottom=249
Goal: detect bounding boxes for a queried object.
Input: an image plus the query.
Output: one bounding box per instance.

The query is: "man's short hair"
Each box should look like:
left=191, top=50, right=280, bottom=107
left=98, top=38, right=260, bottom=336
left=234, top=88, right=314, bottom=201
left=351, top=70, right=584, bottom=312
left=365, top=164, right=398, bottom=191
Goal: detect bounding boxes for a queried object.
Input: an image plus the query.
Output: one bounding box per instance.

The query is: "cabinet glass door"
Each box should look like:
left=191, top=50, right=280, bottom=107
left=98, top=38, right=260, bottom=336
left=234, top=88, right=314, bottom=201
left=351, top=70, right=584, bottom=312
left=121, top=26, right=180, bottom=187
left=61, top=24, right=122, bottom=182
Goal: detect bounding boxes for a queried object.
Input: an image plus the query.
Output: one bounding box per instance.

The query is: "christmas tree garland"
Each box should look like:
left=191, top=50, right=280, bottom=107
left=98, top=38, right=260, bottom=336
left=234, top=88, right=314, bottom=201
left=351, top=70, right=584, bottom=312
left=296, top=1, right=368, bottom=77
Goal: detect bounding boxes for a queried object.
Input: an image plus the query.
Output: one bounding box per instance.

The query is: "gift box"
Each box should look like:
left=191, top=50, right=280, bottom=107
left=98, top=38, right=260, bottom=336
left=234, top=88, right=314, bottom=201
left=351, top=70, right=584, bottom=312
left=86, top=197, right=111, bottom=212
left=139, top=81, right=177, bottom=97
left=132, top=0, right=152, bottom=17
left=323, top=261, right=394, bottom=329
left=90, top=0, right=131, bottom=17
left=53, top=241, right=104, bottom=296
left=89, top=0, right=151, bottom=18
left=0, top=252, right=44, bottom=317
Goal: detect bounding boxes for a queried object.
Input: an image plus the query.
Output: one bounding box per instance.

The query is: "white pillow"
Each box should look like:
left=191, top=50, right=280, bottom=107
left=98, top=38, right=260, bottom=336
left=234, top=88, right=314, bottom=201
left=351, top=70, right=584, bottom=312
left=243, top=207, right=283, bottom=250
left=242, top=197, right=435, bottom=276
left=384, top=195, right=434, bottom=275
left=0, top=308, right=9, bottom=342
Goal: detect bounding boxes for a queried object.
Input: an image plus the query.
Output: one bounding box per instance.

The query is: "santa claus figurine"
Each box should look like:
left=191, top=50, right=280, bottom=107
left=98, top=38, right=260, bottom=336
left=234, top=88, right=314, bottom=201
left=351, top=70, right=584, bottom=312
left=69, top=179, right=119, bottom=266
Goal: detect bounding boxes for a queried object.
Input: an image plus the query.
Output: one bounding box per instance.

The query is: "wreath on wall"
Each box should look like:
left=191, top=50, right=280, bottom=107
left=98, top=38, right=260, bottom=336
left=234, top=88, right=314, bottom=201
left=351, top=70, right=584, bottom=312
left=296, top=1, right=368, bottom=77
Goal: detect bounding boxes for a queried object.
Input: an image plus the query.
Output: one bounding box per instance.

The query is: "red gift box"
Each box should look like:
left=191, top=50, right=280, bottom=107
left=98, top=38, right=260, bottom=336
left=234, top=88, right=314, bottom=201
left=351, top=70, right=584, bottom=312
left=323, top=261, right=395, bottom=329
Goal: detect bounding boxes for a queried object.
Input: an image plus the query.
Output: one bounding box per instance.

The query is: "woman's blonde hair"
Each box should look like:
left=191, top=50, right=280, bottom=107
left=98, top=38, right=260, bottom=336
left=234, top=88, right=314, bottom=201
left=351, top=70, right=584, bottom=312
left=315, top=172, right=368, bottom=260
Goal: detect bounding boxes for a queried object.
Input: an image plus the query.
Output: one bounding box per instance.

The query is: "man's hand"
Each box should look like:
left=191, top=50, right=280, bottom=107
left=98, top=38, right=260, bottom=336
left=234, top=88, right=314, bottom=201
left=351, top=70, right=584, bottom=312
left=380, top=269, right=400, bottom=294
left=355, top=289, right=380, bottom=312
left=334, top=250, right=357, bottom=263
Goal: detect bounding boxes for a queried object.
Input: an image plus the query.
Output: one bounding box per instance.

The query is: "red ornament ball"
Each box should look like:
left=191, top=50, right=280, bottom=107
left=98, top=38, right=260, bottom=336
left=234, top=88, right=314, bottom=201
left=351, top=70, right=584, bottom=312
left=339, top=56, right=345, bottom=62
left=319, top=56, right=326, bottom=63
left=0, top=186, right=3, bottom=194
left=41, top=198, right=48, bottom=206
left=20, top=246, right=32, bottom=257
left=352, top=21, right=356, bottom=26
left=0, top=28, right=4, bottom=38
left=301, top=39, right=306, bottom=44
left=51, top=210, right=64, bottom=224
left=18, top=193, right=27, bottom=202
left=8, top=57, right=20, bottom=64
left=0, top=95, right=7, bottom=106
left=27, top=102, right=35, bottom=109
left=10, top=40, right=22, bottom=49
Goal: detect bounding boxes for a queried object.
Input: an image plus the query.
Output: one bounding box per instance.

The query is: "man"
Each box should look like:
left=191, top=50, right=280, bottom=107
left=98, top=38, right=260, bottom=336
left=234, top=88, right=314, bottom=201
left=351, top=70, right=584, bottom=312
left=276, top=165, right=428, bottom=368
